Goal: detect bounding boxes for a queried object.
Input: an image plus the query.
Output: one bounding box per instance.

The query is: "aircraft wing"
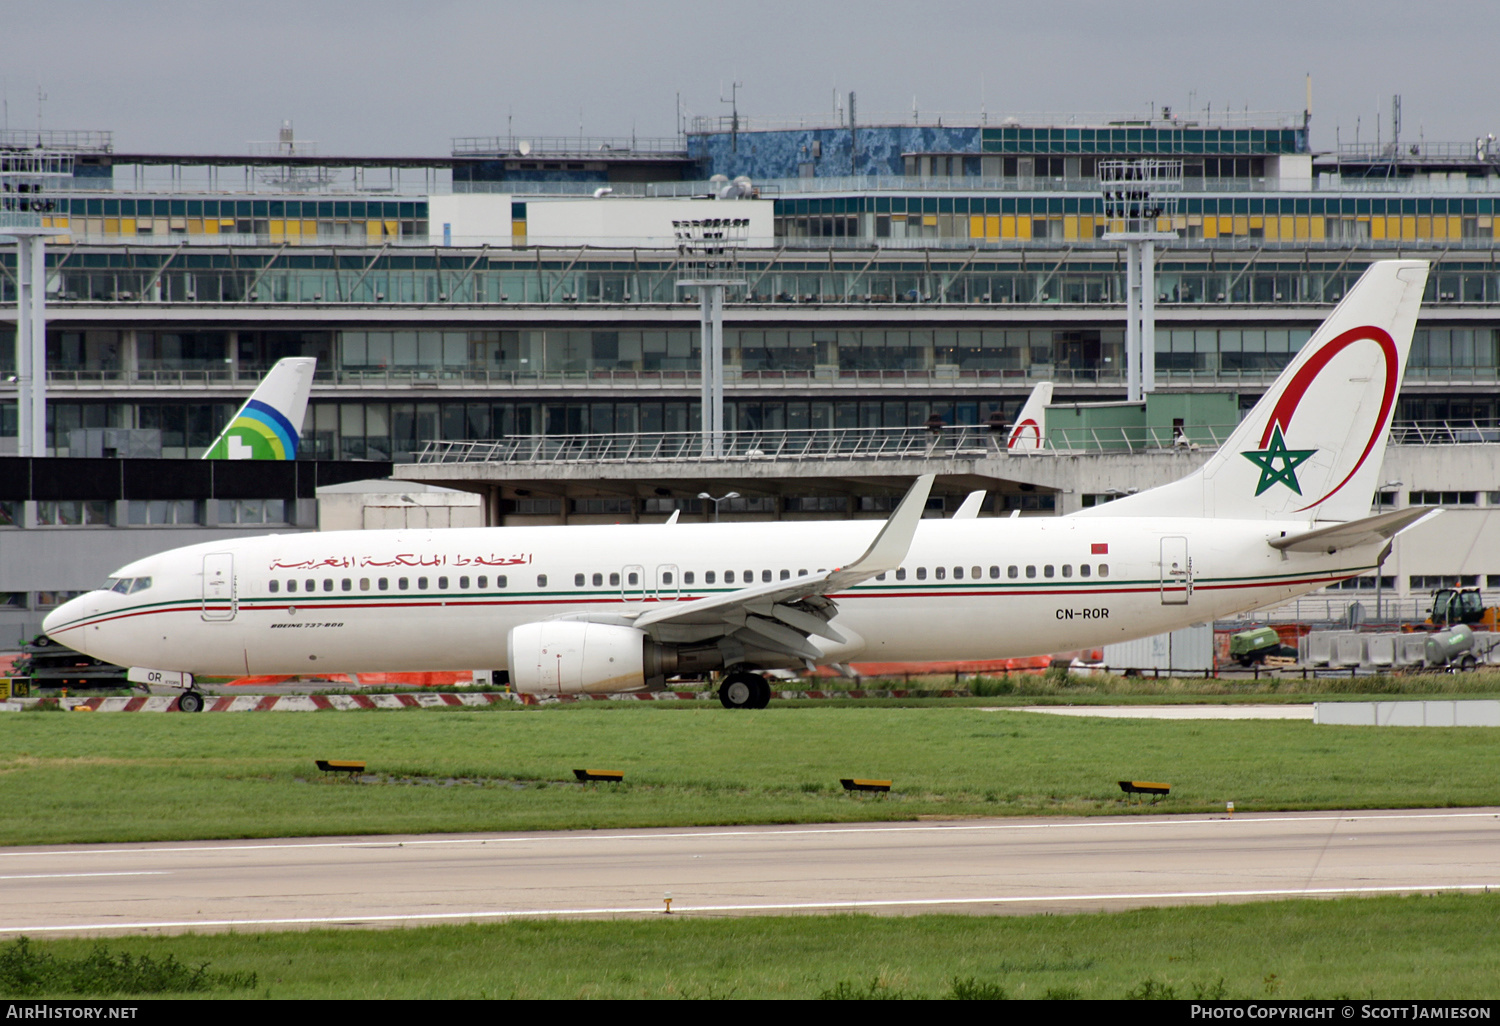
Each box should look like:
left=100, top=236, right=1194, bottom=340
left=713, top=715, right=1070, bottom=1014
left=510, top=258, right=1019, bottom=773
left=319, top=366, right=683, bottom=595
left=625, top=475, right=934, bottom=662
left=1268, top=506, right=1441, bottom=554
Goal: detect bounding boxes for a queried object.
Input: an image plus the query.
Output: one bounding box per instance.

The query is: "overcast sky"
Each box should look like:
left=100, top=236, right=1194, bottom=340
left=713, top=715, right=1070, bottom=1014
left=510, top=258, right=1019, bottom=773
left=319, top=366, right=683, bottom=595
left=3, top=1, right=1495, bottom=156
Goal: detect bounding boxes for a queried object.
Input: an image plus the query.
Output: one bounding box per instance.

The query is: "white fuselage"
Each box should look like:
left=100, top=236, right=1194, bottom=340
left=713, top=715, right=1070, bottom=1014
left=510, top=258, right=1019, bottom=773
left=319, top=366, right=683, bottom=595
left=44, top=516, right=1374, bottom=677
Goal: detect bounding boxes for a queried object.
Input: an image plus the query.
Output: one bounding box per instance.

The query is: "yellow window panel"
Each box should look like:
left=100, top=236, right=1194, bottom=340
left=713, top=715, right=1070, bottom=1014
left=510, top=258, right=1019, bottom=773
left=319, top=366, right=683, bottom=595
left=1416, top=216, right=1432, bottom=239
left=269, top=221, right=285, bottom=238
left=1016, top=217, right=1033, bottom=240
left=1293, top=216, right=1309, bottom=239
left=923, top=214, right=937, bottom=227
left=968, top=214, right=986, bottom=238
left=1447, top=216, right=1462, bottom=238
left=1309, top=217, right=1325, bottom=240
left=1232, top=216, right=1248, bottom=235
left=512, top=220, right=527, bottom=237
left=202, top=219, right=219, bottom=234
left=1370, top=217, right=1386, bottom=240
left=366, top=219, right=383, bottom=240
left=119, top=218, right=135, bottom=236
left=1062, top=216, right=1078, bottom=240
left=1202, top=218, right=1218, bottom=239
left=283, top=220, right=301, bottom=236
left=384, top=219, right=398, bottom=237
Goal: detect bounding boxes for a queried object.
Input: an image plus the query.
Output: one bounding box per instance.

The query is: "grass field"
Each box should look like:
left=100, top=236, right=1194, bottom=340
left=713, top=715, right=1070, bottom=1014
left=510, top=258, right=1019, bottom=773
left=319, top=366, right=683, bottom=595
left=5, top=893, right=1498, bottom=999
left=3, top=703, right=1499, bottom=845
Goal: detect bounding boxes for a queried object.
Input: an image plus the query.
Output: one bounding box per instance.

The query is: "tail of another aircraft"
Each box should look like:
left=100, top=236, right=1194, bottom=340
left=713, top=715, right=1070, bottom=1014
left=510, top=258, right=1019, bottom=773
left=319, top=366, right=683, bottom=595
left=1006, top=381, right=1053, bottom=451
left=203, top=357, right=316, bottom=460
left=1074, top=260, right=1429, bottom=523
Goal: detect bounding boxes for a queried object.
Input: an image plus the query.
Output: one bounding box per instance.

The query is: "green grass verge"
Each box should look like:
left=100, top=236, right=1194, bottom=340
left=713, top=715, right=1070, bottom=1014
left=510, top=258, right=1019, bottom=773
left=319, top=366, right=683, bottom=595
left=3, top=704, right=1500, bottom=844
left=5, top=893, right=1497, bottom=999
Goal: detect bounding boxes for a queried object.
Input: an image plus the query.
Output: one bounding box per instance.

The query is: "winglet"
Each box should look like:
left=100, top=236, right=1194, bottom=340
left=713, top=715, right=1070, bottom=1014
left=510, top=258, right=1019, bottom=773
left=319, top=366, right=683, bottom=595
left=838, top=474, right=934, bottom=576
left=952, top=490, right=986, bottom=519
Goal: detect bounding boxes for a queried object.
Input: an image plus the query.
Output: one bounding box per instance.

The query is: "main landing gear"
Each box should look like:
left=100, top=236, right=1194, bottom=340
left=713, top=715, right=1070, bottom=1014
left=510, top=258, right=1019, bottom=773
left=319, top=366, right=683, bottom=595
left=177, top=690, right=206, bottom=713
left=718, top=670, right=772, bottom=710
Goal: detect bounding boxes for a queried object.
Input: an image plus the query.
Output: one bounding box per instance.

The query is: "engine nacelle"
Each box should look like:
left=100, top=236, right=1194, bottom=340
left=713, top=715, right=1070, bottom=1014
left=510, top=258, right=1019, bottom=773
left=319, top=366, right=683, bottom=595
left=508, top=621, right=648, bottom=695
left=507, top=621, right=727, bottom=695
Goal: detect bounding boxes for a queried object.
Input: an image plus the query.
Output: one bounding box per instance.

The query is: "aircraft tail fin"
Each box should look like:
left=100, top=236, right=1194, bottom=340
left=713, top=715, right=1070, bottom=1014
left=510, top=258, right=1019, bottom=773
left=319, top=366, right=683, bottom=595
left=1007, top=381, right=1053, bottom=451
left=1074, top=260, right=1428, bottom=522
left=203, top=357, right=316, bottom=460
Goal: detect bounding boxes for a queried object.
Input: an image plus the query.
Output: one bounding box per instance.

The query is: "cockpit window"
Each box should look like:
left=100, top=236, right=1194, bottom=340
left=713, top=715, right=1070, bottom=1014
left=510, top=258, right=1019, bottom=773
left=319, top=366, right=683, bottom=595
left=107, top=577, right=153, bottom=594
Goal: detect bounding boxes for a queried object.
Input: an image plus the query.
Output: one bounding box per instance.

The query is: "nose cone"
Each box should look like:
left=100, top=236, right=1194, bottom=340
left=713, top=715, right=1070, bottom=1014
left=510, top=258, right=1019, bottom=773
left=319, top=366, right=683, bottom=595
left=43, top=594, right=95, bottom=647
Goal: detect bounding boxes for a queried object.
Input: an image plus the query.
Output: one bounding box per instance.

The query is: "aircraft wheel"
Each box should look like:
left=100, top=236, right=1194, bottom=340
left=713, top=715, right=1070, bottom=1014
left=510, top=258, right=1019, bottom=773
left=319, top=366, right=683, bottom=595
left=750, top=676, right=772, bottom=709
left=178, top=691, right=205, bottom=713
left=719, top=672, right=762, bottom=710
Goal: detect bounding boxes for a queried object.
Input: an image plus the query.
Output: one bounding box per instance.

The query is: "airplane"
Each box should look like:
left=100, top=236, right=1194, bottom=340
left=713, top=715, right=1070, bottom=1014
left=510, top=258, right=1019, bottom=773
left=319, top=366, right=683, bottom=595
left=202, top=357, right=316, bottom=460
left=1006, top=381, right=1053, bottom=452
left=44, top=261, right=1437, bottom=713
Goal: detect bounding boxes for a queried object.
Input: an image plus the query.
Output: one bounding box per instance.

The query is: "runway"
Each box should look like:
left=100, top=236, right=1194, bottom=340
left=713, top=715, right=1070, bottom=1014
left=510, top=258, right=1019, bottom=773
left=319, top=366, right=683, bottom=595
left=3, top=809, right=1497, bottom=936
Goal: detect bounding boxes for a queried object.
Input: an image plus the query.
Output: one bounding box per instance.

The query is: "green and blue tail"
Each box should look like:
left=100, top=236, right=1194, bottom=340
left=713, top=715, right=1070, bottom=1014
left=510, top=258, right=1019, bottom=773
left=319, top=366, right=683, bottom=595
left=203, top=357, right=316, bottom=460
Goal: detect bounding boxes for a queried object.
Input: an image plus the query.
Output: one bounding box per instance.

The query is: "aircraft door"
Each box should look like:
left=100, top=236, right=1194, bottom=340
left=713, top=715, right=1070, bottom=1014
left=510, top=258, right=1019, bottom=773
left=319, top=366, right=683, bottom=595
left=1160, top=536, right=1191, bottom=605
left=202, top=553, right=237, bottom=621
left=621, top=564, right=645, bottom=602
left=655, top=564, right=680, bottom=602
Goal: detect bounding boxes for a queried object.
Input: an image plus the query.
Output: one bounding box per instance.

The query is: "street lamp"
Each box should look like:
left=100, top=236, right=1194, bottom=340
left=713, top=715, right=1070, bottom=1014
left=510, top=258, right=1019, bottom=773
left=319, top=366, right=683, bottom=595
left=698, top=490, right=740, bottom=523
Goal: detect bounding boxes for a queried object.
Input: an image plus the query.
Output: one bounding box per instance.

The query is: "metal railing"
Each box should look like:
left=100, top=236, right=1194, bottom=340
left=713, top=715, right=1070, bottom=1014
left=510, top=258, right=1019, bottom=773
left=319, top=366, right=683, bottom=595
left=687, top=109, right=1304, bottom=133
left=419, top=426, right=1020, bottom=464
left=451, top=135, right=687, bottom=157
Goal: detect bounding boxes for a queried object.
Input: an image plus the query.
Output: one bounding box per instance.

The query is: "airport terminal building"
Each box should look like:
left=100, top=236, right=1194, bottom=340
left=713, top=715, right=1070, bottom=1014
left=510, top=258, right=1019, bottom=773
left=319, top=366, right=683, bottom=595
left=3, top=106, right=1500, bottom=640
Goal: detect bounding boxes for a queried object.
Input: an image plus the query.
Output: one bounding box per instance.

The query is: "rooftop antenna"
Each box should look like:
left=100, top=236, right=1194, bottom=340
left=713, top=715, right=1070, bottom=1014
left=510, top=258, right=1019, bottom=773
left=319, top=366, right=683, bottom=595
left=720, top=80, right=742, bottom=153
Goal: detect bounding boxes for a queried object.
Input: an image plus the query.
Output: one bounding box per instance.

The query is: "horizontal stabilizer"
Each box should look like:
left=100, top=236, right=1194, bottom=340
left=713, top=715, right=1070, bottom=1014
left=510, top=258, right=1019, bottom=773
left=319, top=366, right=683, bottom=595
left=1268, top=507, right=1442, bottom=554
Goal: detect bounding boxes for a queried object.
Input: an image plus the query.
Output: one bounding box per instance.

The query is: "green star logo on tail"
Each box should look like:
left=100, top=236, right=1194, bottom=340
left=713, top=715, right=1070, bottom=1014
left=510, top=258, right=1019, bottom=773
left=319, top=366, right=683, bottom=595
left=1241, top=425, right=1316, bottom=496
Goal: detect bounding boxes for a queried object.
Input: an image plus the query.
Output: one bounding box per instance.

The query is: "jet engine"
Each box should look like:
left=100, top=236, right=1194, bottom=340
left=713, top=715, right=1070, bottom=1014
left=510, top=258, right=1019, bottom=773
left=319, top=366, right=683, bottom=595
left=506, top=621, right=723, bottom=695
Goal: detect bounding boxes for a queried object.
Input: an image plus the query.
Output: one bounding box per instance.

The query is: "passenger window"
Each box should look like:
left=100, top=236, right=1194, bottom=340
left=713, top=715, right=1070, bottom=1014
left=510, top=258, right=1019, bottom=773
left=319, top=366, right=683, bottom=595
left=323, top=579, right=334, bottom=592
left=537, top=575, right=548, bottom=588
left=952, top=566, right=963, bottom=580
left=684, top=571, right=695, bottom=584
left=876, top=572, right=886, bottom=581
left=779, top=569, right=790, bottom=581
left=1044, top=565, right=1054, bottom=578
left=896, top=568, right=906, bottom=581
left=458, top=576, right=469, bottom=589
left=609, top=572, right=620, bottom=586
left=361, top=578, right=371, bottom=591
left=1026, top=566, right=1036, bottom=579
left=628, top=572, right=638, bottom=585
left=705, top=571, right=716, bottom=584
left=935, top=567, right=946, bottom=580
left=496, top=576, right=507, bottom=588
left=1061, top=565, right=1072, bottom=578
left=1080, top=565, right=1091, bottom=578
left=1008, top=565, right=1019, bottom=579
left=663, top=571, right=674, bottom=584
left=379, top=578, right=389, bottom=591
left=417, top=577, right=428, bottom=590
left=287, top=580, right=298, bottom=594
left=574, top=574, right=585, bottom=587
left=342, top=578, right=352, bottom=591
left=438, top=576, right=448, bottom=590
left=398, top=578, right=409, bottom=591
left=724, top=571, right=735, bottom=583
left=305, top=579, right=315, bottom=592
left=916, top=567, right=927, bottom=581
left=972, top=566, right=982, bottom=579
left=478, top=575, right=489, bottom=588
left=990, top=566, right=1000, bottom=579
left=269, top=580, right=280, bottom=594
left=592, top=573, right=603, bottom=587
left=1098, top=564, right=1109, bottom=577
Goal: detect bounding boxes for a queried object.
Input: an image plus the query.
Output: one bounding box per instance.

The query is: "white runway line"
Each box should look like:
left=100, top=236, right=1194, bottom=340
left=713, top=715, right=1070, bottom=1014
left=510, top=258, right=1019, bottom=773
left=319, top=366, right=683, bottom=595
left=1004, top=704, right=1316, bottom=719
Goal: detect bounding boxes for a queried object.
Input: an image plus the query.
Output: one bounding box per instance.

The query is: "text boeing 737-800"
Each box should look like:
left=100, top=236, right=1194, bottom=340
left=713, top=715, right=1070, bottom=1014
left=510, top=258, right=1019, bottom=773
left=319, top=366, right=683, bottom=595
left=45, top=261, right=1438, bottom=711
